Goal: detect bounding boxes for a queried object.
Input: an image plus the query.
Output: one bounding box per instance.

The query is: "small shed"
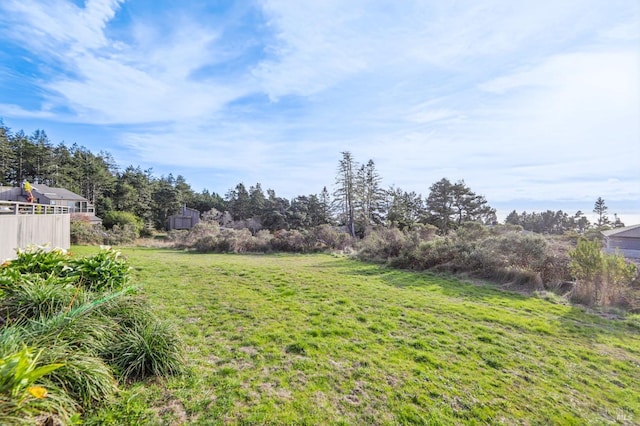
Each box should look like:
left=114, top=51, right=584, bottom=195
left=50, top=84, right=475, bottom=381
left=168, top=205, right=200, bottom=230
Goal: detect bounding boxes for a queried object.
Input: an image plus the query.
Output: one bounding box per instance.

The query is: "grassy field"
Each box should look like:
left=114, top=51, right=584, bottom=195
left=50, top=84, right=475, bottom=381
left=72, top=246, right=640, bottom=425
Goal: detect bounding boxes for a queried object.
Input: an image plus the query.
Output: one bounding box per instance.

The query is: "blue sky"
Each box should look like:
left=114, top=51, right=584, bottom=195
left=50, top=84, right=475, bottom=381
left=0, top=0, right=638, bottom=223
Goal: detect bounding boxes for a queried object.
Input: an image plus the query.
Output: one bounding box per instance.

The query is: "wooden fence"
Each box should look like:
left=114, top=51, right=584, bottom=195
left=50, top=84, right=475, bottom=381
left=0, top=201, right=70, bottom=260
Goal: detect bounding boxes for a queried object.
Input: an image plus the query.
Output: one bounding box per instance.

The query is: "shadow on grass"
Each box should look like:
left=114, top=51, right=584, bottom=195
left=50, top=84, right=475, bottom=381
left=129, top=249, right=640, bottom=343
left=312, top=258, right=640, bottom=342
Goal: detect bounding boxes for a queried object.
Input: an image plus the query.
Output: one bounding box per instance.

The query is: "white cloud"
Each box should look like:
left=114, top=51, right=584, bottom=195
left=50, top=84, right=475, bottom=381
left=1, top=0, right=123, bottom=53
left=0, top=0, right=638, bottom=213
left=0, top=104, right=56, bottom=119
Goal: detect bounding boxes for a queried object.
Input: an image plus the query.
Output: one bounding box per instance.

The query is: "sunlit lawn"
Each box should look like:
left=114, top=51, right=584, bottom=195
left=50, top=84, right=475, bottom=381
left=73, top=246, right=640, bottom=425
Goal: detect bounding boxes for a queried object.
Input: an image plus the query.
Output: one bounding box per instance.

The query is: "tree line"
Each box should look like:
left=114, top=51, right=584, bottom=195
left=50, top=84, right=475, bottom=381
left=0, top=122, right=621, bottom=236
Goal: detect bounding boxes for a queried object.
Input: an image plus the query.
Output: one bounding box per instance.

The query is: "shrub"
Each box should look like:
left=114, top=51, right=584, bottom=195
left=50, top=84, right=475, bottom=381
left=480, top=232, right=548, bottom=271
left=308, top=225, right=353, bottom=251
left=102, top=211, right=143, bottom=235
left=174, top=223, right=354, bottom=253
left=66, top=248, right=131, bottom=292
left=569, top=238, right=638, bottom=306
left=5, top=246, right=70, bottom=275
left=366, top=228, right=554, bottom=289
left=171, top=222, right=220, bottom=249
left=358, top=227, right=408, bottom=262
left=103, top=224, right=139, bottom=245
left=70, top=217, right=103, bottom=245
left=454, top=222, right=489, bottom=241
left=271, top=229, right=314, bottom=252
left=410, top=237, right=458, bottom=270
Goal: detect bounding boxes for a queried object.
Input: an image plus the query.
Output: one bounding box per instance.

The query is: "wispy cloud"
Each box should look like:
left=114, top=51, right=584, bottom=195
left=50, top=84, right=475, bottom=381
left=0, top=0, right=637, bottom=218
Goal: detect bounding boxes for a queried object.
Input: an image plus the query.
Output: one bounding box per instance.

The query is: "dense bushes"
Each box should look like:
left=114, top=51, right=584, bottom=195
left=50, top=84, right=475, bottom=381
left=358, top=224, right=572, bottom=291
left=173, top=221, right=577, bottom=297
left=171, top=222, right=353, bottom=253
left=102, top=211, right=144, bottom=235
left=0, top=247, right=183, bottom=424
left=357, top=224, right=639, bottom=308
left=71, top=217, right=139, bottom=245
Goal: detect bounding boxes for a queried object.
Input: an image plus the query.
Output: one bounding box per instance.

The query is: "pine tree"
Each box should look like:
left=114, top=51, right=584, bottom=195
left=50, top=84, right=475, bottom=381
left=593, top=197, right=609, bottom=228
left=425, top=178, right=455, bottom=233
left=0, top=121, right=14, bottom=185
left=355, top=159, right=385, bottom=229
left=334, top=151, right=357, bottom=237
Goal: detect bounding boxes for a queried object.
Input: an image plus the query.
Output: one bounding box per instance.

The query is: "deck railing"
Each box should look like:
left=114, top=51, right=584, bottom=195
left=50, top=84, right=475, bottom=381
left=70, top=206, right=95, bottom=214
left=0, top=200, right=71, bottom=215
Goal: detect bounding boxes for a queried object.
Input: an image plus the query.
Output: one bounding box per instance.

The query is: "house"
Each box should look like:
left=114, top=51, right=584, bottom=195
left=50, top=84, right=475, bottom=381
left=602, top=224, right=640, bottom=259
left=167, top=205, right=200, bottom=230
left=0, top=184, right=101, bottom=225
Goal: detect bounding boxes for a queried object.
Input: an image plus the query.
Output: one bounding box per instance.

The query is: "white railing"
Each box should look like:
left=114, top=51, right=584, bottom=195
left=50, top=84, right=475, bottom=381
left=69, top=206, right=95, bottom=214
left=0, top=200, right=70, bottom=215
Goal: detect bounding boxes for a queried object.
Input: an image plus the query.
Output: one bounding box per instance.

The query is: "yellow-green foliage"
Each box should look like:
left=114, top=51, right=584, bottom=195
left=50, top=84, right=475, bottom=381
left=569, top=238, right=638, bottom=306
left=0, top=346, right=68, bottom=425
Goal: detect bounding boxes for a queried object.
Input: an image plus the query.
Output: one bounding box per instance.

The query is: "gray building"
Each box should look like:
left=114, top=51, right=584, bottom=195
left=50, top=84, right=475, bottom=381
left=602, top=224, right=640, bottom=259
left=0, top=184, right=101, bottom=224
left=168, top=205, right=200, bottom=230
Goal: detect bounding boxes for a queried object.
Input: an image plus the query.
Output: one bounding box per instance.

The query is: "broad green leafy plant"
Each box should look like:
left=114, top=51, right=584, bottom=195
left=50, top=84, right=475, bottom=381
left=0, top=346, right=68, bottom=425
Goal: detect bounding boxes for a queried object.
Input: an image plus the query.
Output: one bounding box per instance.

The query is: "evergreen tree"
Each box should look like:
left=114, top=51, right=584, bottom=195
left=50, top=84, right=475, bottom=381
left=0, top=121, right=13, bottom=185
left=192, top=189, right=225, bottom=213
left=249, top=183, right=267, bottom=217
left=505, top=210, right=521, bottom=226
left=612, top=213, right=625, bottom=228
left=426, top=178, right=495, bottom=233
left=333, top=151, right=357, bottom=237
left=8, top=130, right=31, bottom=185
left=227, top=183, right=251, bottom=220
left=571, top=211, right=590, bottom=234
left=355, top=159, right=385, bottom=229
left=261, top=188, right=289, bottom=230
left=288, top=195, right=311, bottom=229
left=29, top=130, right=55, bottom=185
left=318, top=186, right=333, bottom=225
left=112, top=166, right=155, bottom=222
left=385, top=186, right=424, bottom=229
left=151, top=176, right=181, bottom=229
left=593, top=197, right=609, bottom=228
left=425, top=178, right=455, bottom=233
left=174, top=174, right=194, bottom=206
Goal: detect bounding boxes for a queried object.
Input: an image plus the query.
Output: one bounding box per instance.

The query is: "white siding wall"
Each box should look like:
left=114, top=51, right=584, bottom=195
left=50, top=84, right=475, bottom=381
left=0, top=214, right=70, bottom=260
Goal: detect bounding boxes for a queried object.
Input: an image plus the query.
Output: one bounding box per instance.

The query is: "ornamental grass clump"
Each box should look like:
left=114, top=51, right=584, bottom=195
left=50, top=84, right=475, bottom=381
left=109, top=319, right=184, bottom=381
left=97, top=296, right=184, bottom=381
left=0, top=247, right=183, bottom=422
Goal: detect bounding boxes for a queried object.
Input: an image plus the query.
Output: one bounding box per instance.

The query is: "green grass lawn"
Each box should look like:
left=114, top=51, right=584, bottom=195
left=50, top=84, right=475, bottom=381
left=72, top=246, right=640, bottom=425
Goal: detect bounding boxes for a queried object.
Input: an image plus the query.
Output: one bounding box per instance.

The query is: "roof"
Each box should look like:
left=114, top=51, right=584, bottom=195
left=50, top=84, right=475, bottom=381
left=31, top=184, right=87, bottom=201
left=602, top=224, right=640, bottom=238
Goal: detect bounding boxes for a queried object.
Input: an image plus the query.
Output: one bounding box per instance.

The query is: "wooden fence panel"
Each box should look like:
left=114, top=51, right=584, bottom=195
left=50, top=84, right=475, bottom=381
left=0, top=214, right=70, bottom=260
